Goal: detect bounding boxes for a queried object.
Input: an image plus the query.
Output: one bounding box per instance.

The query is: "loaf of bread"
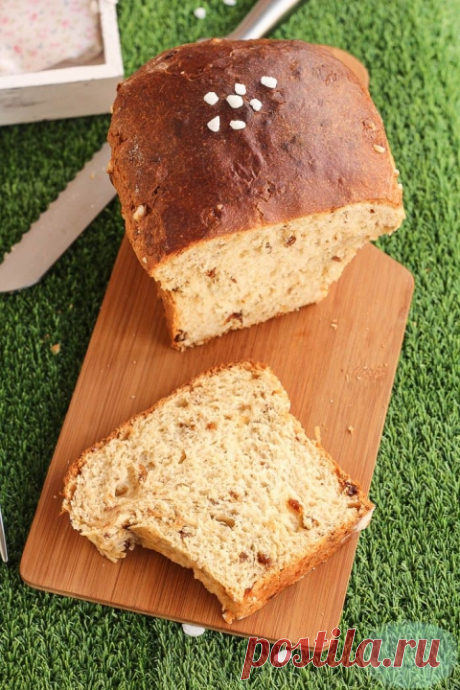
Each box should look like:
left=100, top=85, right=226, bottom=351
left=62, top=361, right=374, bottom=622
left=107, top=39, right=404, bottom=350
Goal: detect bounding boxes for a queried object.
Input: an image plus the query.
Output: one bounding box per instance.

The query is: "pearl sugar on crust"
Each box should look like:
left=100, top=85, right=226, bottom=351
left=207, top=116, right=220, bottom=132
left=226, top=94, right=244, bottom=108
left=230, top=120, right=246, bottom=130
left=204, top=91, right=219, bottom=105
left=260, top=75, right=277, bottom=88
left=204, top=74, right=277, bottom=132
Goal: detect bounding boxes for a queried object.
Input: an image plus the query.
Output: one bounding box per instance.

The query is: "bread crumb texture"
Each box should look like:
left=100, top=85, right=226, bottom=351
left=155, top=203, right=400, bottom=349
left=62, top=362, right=374, bottom=622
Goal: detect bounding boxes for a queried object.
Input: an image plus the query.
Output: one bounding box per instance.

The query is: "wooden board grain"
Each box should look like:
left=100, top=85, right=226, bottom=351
left=20, top=238, right=413, bottom=644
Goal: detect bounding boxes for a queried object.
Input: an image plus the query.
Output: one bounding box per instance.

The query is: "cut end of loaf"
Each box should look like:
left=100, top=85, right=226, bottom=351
left=108, top=39, right=404, bottom=351
left=63, top=361, right=374, bottom=622
left=153, top=201, right=404, bottom=350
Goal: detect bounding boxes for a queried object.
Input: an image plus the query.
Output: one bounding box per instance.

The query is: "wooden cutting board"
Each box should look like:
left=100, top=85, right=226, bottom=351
left=20, top=238, right=413, bottom=644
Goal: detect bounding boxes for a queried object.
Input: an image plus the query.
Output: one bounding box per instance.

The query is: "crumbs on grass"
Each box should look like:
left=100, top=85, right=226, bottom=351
left=50, top=343, right=61, bottom=355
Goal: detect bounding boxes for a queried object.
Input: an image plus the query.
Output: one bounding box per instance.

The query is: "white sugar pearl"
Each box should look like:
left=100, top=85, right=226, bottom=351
left=204, top=91, right=219, bottom=105
left=226, top=94, right=244, bottom=108
left=230, top=120, right=246, bottom=130
left=250, top=98, right=262, bottom=111
left=207, top=116, right=220, bottom=132
left=193, top=7, right=206, bottom=19
left=182, top=624, right=206, bottom=637
left=261, top=75, right=277, bottom=88
left=234, top=83, right=246, bottom=95
left=223, top=0, right=237, bottom=5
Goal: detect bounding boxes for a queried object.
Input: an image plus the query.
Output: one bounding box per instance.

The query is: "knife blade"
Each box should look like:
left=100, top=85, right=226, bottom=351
left=0, top=143, right=115, bottom=292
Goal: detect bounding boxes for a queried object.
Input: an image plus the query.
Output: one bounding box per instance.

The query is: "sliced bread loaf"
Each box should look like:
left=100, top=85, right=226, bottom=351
left=62, top=362, right=374, bottom=622
left=108, top=39, right=405, bottom=349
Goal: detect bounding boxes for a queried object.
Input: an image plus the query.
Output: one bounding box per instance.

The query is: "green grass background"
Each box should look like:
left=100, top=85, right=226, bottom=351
left=0, top=0, right=459, bottom=687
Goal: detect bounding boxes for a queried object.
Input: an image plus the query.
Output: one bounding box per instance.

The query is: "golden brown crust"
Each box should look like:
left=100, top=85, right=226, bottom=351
left=107, top=39, right=402, bottom=273
left=223, top=521, right=363, bottom=622
left=221, top=439, right=374, bottom=622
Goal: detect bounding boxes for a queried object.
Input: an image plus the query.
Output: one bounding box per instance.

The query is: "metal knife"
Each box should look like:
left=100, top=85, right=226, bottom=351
left=0, top=143, right=114, bottom=292
left=0, top=0, right=368, bottom=292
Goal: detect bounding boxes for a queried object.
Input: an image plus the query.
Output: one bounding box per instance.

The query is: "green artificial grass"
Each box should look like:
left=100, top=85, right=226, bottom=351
left=0, top=0, right=459, bottom=687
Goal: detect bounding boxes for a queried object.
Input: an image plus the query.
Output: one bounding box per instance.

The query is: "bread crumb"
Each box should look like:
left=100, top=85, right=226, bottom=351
left=347, top=426, right=354, bottom=434
left=223, top=0, right=236, bottom=5
left=331, top=320, right=338, bottom=330
left=50, top=343, right=61, bottom=355
left=142, top=257, right=148, bottom=264
left=373, top=144, right=386, bottom=153
left=193, top=7, right=206, bottom=19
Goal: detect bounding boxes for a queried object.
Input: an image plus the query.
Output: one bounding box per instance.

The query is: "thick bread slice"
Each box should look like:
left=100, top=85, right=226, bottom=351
left=108, top=39, right=405, bottom=349
left=62, top=362, right=374, bottom=622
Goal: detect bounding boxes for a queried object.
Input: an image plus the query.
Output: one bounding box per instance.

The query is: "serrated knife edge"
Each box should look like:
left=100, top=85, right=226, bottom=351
left=0, top=142, right=115, bottom=292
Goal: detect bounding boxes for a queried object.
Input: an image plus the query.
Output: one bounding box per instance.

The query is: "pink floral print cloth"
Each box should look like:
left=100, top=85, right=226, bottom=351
left=0, top=0, right=102, bottom=74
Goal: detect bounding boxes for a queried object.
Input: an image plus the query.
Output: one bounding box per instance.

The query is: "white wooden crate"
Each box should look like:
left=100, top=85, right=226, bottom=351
left=0, top=1, right=124, bottom=126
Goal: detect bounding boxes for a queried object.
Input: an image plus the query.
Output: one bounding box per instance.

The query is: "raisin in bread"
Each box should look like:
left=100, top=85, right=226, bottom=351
left=62, top=362, right=374, bottom=623
left=107, top=39, right=404, bottom=350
